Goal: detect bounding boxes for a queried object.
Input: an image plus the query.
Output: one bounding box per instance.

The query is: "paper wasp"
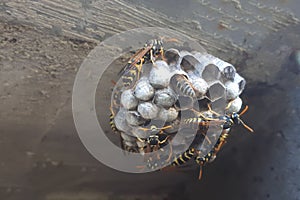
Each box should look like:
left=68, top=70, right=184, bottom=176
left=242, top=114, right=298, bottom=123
left=169, top=129, right=229, bottom=179
left=135, top=125, right=174, bottom=170
left=170, top=74, right=196, bottom=98
left=119, top=39, right=164, bottom=88
left=169, top=104, right=253, bottom=179
left=184, top=104, right=254, bottom=132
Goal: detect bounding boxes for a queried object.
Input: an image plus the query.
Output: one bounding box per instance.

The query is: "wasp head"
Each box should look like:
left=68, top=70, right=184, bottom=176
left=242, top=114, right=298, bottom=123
left=231, top=113, right=240, bottom=125
left=146, top=135, right=159, bottom=146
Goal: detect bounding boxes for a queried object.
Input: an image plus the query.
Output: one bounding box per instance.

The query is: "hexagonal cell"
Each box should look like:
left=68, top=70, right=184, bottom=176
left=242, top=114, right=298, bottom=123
left=180, top=54, right=200, bottom=72
left=233, top=73, right=246, bottom=94
left=193, top=53, right=215, bottom=73
left=206, top=81, right=225, bottom=102
left=222, top=65, right=236, bottom=81
left=131, top=127, right=150, bottom=139
left=193, top=97, right=211, bottom=112
left=209, top=97, right=227, bottom=115
left=211, top=57, right=236, bottom=81
left=174, top=95, right=194, bottom=110
left=164, top=48, right=180, bottom=66
left=225, top=81, right=240, bottom=100
left=202, top=64, right=221, bottom=83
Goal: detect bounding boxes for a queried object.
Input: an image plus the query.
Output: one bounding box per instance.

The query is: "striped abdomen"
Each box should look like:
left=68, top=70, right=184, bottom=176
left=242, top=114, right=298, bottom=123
left=183, top=117, right=209, bottom=131
left=122, top=60, right=144, bottom=88
left=195, top=150, right=215, bottom=166
left=170, top=74, right=196, bottom=98
left=109, top=113, right=120, bottom=134
left=171, top=148, right=195, bottom=166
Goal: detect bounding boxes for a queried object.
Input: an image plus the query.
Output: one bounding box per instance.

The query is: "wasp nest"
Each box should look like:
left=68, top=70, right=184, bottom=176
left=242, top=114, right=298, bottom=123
left=111, top=48, right=246, bottom=156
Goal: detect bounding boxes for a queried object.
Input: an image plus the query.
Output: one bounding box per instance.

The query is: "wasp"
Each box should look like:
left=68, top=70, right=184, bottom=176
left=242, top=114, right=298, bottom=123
left=136, top=125, right=174, bottom=170
left=109, top=112, right=139, bottom=153
left=169, top=129, right=229, bottom=179
left=170, top=74, right=196, bottom=98
left=169, top=105, right=253, bottom=179
left=137, top=125, right=172, bottom=154
left=119, top=39, right=164, bottom=88
left=184, top=104, right=253, bottom=132
left=207, top=104, right=254, bottom=132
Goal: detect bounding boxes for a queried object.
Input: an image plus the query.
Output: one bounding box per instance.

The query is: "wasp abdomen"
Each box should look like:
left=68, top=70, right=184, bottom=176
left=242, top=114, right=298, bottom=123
left=195, top=151, right=215, bottom=165
left=171, top=148, right=195, bottom=166
left=170, top=74, right=196, bottom=98
left=109, top=113, right=119, bottom=134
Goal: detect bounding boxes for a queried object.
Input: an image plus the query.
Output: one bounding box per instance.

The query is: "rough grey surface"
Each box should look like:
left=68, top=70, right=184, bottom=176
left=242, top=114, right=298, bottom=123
left=0, top=0, right=300, bottom=200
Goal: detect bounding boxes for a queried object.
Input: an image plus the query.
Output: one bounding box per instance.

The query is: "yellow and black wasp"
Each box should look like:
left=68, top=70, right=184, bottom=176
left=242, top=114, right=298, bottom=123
left=170, top=74, right=196, bottom=98
left=169, top=129, right=229, bottom=179
left=109, top=81, right=140, bottom=152
left=135, top=125, right=174, bottom=170
left=168, top=104, right=253, bottom=179
left=119, top=39, right=164, bottom=88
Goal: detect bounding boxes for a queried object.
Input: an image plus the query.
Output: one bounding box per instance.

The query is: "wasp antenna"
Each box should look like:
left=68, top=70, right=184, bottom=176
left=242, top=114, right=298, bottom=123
left=198, top=165, right=203, bottom=180
left=239, top=105, right=249, bottom=116
left=139, top=127, right=149, bottom=131
left=161, top=125, right=172, bottom=130
left=240, top=119, right=254, bottom=133
left=207, top=104, right=220, bottom=116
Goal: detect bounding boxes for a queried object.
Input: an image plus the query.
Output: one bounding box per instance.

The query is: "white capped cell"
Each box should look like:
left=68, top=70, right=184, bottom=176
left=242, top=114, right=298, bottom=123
left=158, top=107, right=179, bottom=122
left=137, top=102, right=160, bottom=119
left=225, top=97, right=243, bottom=114
left=149, top=60, right=172, bottom=89
left=134, top=78, right=155, bottom=101
left=126, top=111, right=146, bottom=126
left=153, top=87, right=177, bottom=108
left=121, top=89, right=138, bottom=110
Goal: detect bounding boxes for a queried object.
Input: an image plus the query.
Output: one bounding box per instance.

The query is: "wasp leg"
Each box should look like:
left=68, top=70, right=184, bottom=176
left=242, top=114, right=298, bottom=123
left=207, top=104, right=221, bottom=116
left=198, top=165, right=203, bottom=180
